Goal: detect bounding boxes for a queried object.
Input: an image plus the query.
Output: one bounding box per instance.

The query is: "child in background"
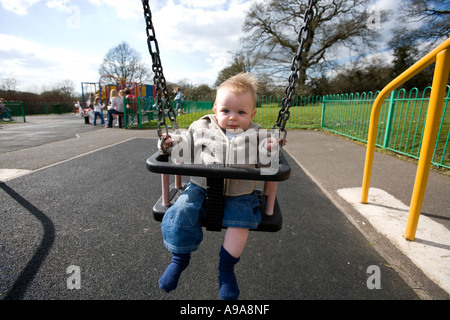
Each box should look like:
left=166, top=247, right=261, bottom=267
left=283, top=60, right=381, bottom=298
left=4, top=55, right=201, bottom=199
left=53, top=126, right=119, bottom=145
left=174, top=87, right=183, bottom=115
left=92, top=97, right=105, bottom=126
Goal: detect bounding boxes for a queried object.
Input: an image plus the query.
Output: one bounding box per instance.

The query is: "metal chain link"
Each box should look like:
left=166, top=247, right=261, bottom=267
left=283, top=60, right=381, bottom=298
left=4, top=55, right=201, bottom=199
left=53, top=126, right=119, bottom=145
left=142, top=0, right=316, bottom=141
left=275, top=0, right=317, bottom=133
left=142, top=0, right=178, bottom=152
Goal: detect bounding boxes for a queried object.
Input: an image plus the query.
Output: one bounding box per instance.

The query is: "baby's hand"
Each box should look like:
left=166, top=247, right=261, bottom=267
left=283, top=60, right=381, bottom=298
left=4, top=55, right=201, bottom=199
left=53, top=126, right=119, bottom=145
left=264, top=137, right=285, bottom=151
left=264, top=137, right=278, bottom=151
left=158, top=134, right=173, bottom=151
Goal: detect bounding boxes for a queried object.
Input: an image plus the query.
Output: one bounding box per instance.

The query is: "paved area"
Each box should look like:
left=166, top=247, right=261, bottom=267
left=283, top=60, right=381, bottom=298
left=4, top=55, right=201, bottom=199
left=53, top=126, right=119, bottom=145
left=0, top=114, right=101, bottom=154
left=0, top=115, right=449, bottom=302
left=284, top=130, right=450, bottom=299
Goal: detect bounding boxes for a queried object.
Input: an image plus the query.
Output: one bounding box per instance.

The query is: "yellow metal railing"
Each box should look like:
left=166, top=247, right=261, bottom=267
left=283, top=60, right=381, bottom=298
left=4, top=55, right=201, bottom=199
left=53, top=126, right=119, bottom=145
left=361, top=37, right=450, bottom=241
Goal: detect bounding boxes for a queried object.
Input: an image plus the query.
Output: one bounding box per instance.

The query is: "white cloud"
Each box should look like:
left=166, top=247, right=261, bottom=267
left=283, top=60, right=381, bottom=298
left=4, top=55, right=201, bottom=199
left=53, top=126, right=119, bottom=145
left=46, top=0, right=71, bottom=13
left=0, top=0, right=41, bottom=15
left=147, top=0, right=251, bottom=84
left=0, top=34, right=100, bottom=92
left=372, top=0, right=401, bottom=11
left=0, top=0, right=253, bottom=90
left=88, top=0, right=142, bottom=20
left=179, top=0, right=228, bottom=9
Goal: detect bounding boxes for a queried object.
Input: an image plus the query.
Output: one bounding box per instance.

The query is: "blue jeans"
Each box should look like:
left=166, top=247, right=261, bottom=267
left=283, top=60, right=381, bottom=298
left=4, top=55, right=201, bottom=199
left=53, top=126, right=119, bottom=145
left=161, top=182, right=262, bottom=254
left=107, top=109, right=123, bottom=127
left=93, top=111, right=104, bottom=125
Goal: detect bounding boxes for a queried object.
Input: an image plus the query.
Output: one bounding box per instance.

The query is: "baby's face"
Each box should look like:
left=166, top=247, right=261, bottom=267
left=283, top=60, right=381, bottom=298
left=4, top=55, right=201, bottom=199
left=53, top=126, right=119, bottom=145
left=213, top=89, right=256, bottom=132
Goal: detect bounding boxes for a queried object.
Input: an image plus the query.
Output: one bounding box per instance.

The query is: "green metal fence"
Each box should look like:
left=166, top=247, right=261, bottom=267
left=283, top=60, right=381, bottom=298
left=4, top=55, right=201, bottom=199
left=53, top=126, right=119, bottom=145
left=122, top=97, right=215, bottom=129
left=135, top=95, right=323, bottom=129
left=1, top=102, right=26, bottom=122
left=321, top=86, right=450, bottom=169
left=123, top=87, right=450, bottom=170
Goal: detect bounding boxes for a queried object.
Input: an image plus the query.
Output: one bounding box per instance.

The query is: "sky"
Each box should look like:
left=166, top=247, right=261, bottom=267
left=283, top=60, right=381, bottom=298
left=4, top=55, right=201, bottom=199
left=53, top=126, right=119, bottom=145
left=0, top=0, right=402, bottom=94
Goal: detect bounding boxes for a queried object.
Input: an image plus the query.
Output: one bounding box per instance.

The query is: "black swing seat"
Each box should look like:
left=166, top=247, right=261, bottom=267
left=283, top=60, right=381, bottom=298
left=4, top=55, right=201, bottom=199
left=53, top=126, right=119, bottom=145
left=152, top=185, right=283, bottom=232
left=146, top=150, right=291, bottom=232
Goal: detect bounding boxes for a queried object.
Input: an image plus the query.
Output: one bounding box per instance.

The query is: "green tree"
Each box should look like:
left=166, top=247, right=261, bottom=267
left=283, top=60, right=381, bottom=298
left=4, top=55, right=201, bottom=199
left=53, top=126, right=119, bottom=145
left=214, top=52, right=251, bottom=87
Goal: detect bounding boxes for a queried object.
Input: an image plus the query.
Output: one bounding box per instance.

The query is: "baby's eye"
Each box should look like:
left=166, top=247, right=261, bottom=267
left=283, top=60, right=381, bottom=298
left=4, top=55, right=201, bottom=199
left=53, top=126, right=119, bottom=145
left=238, top=110, right=246, bottom=115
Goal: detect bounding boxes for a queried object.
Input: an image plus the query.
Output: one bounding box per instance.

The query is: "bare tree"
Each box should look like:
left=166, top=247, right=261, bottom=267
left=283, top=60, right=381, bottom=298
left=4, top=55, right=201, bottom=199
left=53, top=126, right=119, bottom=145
left=58, top=80, right=76, bottom=99
left=392, top=0, right=449, bottom=53
left=0, top=75, right=18, bottom=92
left=242, top=0, right=383, bottom=87
left=99, top=42, right=152, bottom=84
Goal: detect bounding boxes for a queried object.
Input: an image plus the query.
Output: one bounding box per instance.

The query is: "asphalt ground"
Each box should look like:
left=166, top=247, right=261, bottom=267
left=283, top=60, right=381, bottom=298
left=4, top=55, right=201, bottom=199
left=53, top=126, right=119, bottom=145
left=0, top=115, right=448, bottom=305
left=0, top=114, right=100, bottom=154
left=284, top=130, right=450, bottom=300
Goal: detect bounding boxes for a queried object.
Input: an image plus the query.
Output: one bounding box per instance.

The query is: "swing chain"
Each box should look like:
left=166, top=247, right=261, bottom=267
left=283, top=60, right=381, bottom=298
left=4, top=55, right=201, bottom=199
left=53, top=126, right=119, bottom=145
left=142, top=0, right=178, bottom=152
left=142, top=0, right=316, bottom=142
left=275, top=0, right=317, bottom=134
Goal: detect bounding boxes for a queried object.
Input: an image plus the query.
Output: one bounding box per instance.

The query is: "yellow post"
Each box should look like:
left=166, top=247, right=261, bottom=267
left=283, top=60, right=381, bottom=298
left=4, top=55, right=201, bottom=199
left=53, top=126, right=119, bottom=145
left=361, top=72, right=425, bottom=203
left=361, top=92, right=388, bottom=203
left=404, top=48, right=450, bottom=240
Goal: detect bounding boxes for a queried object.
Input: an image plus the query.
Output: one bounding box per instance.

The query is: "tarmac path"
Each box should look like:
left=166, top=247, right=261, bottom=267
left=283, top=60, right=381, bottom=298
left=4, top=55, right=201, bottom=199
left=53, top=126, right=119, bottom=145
left=0, top=114, right=448, bottom=303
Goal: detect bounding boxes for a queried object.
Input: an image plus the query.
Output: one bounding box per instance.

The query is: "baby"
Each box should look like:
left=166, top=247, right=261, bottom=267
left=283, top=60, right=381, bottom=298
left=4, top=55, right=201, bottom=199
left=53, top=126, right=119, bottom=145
left=157, top=73, right=279, bottom=300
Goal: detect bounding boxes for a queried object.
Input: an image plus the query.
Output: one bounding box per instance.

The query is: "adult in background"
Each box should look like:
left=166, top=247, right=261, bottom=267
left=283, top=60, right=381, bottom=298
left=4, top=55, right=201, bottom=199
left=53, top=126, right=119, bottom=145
left=106, top=89, right=124, bottom=128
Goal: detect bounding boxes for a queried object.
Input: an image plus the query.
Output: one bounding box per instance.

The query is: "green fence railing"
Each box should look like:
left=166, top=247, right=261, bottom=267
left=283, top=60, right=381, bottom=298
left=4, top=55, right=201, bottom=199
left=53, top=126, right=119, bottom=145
left=321, top=86, right=450, bottom=169
left=104, top=86, right=450, bottom=170
left=154, top=95, right=323, bottom=129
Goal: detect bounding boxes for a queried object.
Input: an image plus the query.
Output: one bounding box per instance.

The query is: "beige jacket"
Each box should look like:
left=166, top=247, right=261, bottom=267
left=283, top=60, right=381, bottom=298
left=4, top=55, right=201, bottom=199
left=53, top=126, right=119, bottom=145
left=168, top=114, right=274, bottom=196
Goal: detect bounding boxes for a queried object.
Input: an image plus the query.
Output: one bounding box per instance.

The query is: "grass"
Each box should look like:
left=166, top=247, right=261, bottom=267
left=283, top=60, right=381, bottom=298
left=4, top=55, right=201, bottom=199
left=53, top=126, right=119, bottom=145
left=138, top=103, right=323, bottom=129
left=322, top=98, right=450, bottom=169
left=133, top=97, right=449, bottom=170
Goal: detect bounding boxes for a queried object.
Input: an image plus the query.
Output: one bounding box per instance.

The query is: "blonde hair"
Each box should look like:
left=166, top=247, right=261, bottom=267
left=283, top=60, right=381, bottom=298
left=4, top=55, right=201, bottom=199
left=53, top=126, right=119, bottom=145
left=216, top=72, right=258, bottom=108
left=110, top=89, right=118, bottom=98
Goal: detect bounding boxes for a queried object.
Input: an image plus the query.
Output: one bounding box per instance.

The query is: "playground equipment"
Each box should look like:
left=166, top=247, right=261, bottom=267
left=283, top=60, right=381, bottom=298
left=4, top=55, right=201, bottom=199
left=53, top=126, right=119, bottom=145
left=80, top=76, right=155, bottom=125
left=97, top=75, right=154, bottom=101
left=81, top=82, right=97, bottom=108
left=142, top=0, right=317, bottom=232
left=82, top=76, right=154, bottom=106
left=361, top=37, right=450, bottom=241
